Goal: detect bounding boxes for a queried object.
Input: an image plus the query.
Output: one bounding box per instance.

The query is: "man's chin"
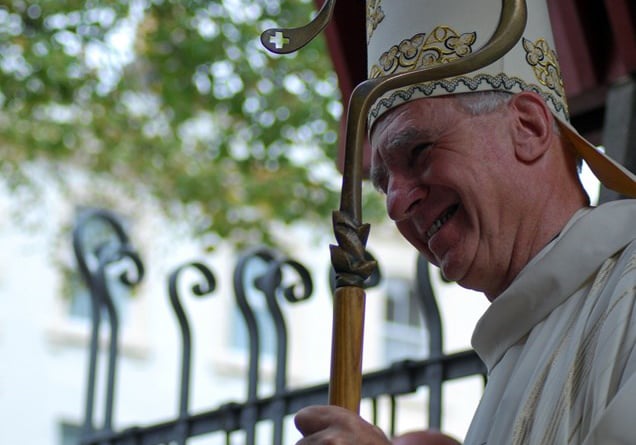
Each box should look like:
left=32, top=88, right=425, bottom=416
left=417, top=246, right=468, bottom=284
left=417, top=251, right=461, bottom=280
left=440, top=267, right=463, bottom=284
left=418, top=250, right=440, bottom=268
left=438, top=255, right=469, bottom=285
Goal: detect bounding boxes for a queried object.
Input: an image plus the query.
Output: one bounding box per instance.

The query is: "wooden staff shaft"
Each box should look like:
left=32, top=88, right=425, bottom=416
left=328, top=285, right=366, bottom=413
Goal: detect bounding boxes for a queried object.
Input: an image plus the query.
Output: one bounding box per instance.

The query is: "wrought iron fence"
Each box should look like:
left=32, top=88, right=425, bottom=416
left=73, top=208, right=486, bottom=445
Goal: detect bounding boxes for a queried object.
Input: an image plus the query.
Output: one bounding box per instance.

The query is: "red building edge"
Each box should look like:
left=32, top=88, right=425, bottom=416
left=314, top=0, right=636, bottom=176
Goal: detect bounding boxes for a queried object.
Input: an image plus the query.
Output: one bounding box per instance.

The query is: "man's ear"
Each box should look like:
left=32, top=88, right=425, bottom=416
left=509, top=92, right=553, bottom=163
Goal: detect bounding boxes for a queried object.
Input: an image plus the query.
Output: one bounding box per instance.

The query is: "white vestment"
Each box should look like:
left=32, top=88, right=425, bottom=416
left=464, top=200, right=636, bottom=445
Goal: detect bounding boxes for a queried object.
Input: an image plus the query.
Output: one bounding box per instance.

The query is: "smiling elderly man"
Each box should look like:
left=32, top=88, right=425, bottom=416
left=370, top=91, right=588, bottom=300
left=294, top=0, right=636, bottom=444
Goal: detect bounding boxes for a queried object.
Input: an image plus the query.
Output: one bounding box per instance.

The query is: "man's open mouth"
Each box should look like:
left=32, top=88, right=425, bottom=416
left=426, top=204, right=459, bottom=239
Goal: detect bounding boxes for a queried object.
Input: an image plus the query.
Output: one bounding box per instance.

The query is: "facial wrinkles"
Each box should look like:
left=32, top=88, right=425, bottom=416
left=458, top=131, right=518, bottom=296
left=370, top=160, right=388, bottom=192
left=371, top=125, right=435, bottom=191
left=464, top=213, right=515, bottom=298
left=385, top=126, right=434, bottom=161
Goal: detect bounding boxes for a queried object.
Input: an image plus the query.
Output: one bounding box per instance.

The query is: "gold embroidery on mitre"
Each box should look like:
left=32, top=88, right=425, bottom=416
left=367, top=0, right=385, bottom=43
left=523, top=38, right=565, bottom=98
left=368, top=72, right=570, bottom=125
left=369, top=26, right=477, bottom=79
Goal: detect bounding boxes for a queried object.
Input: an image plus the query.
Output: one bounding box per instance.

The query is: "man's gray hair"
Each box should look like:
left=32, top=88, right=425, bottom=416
left=454, top=90, right=559, bottom=135
left=454, top=90, right=581, bottom=170
left=455, top=90, right=514, bottom=115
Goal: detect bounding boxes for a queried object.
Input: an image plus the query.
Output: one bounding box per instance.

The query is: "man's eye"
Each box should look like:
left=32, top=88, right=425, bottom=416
left=410, top=143, right=432, bottom=162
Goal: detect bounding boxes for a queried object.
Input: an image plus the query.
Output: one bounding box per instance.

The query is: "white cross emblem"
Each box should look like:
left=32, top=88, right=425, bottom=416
left=269, top=31, right=290, bottom=50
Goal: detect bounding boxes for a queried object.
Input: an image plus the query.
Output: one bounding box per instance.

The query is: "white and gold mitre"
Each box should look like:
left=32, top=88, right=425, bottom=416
left=365, top=0, right=636, bottom=197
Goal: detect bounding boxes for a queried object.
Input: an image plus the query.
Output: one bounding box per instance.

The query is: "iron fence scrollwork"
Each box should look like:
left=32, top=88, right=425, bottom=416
left=73, top=208, right=145, bottom=440
left=74, top=209, right=486, bottom=445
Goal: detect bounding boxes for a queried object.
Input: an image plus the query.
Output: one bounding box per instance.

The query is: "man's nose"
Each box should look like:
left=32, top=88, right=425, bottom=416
left=386, top=178, right=428, bottom=221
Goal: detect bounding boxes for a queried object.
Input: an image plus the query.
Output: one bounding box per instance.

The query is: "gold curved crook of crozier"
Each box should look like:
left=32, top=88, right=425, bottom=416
left=340, top=0, right=528, bottom=224
left=260, top=0, right=336, bottom=54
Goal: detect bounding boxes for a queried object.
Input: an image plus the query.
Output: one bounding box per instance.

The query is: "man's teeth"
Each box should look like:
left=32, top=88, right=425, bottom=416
left=426, top=205, right=458, bottom=239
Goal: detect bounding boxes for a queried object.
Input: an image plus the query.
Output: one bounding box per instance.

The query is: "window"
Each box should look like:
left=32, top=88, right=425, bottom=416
left=59, top=422, right=81, bottom=445
left=229, top=302, right=276, bottom=357
left=229, top=255, right=276, bottom=358
left=67, top=265, right=131, bottom=325
left=67, top=209, right=134, bottom=325
left=382, top=277, right=428, bottom=364
left=47, top=208, right=148, bottom=358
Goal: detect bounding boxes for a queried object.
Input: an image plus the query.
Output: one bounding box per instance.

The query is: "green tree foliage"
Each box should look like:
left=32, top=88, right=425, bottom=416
left=0, top=0, right=384, bottom=245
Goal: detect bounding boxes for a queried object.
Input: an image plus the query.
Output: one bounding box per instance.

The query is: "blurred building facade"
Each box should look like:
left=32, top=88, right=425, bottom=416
left=0, top=167, right=488, bottom=445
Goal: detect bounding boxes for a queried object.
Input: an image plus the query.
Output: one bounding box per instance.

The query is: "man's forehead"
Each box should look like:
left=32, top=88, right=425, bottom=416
left=370, top=98, right=455, bottom=148
left=378, top=127, right=434, bottom=154
left=368, top=119, right=438, bottom=191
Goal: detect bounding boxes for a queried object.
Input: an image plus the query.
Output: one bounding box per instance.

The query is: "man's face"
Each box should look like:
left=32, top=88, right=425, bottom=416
left=370, top=96, right=520, bottom=296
